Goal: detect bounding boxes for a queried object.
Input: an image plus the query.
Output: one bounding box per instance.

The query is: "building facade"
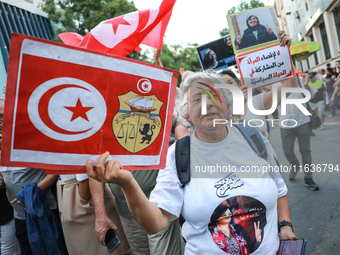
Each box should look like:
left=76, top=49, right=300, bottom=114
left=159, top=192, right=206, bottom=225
left=0, top=0, right=54, bottom=97
left=273, top=0, right=340, bottom=72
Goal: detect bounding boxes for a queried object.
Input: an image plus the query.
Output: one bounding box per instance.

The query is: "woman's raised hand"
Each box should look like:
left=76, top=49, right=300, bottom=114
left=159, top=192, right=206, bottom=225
left=265, top=24, right=273, bottom=34
left=254, top=221, right=262, bottom=242
left=86, top=152, right=133, bottom=187
left=279, top=30, right=292, bottom=47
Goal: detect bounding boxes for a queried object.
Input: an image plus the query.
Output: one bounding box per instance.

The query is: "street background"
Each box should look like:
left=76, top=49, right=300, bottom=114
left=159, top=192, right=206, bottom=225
left=269, top=108, right=340, bottom=254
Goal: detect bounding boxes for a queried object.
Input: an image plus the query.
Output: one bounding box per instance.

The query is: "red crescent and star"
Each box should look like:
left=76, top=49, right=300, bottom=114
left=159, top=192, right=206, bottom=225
left=109, top=15, right=131, bottom=35
left=64, top=98, right=93, bottom=122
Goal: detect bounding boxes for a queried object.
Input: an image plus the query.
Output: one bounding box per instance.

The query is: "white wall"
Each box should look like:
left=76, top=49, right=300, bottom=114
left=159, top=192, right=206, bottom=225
left=1, top=0, right=47, bottom=17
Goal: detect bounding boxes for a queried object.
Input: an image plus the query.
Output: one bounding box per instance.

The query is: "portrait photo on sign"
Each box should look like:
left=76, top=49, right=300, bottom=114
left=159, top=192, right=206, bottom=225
left=209, top=196, right=267, bottom=254
left=196, top=35, right=236, bottom=71
left=228, top=7, right=280, bottom=53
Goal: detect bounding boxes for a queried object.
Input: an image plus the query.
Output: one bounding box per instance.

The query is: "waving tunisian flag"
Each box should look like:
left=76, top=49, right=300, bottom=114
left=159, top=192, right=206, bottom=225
left=59, top=0, right=176, bottom=57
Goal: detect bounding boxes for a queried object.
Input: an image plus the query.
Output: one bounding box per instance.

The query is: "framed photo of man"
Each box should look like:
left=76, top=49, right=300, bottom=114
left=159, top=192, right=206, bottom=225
left=227, top=7, right=280, bottom=55
left=196, top=35, right=236, bottom=71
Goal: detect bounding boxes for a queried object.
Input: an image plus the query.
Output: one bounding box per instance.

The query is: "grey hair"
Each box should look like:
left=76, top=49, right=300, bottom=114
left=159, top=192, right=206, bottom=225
left=176, top=71, right=233, bottom=130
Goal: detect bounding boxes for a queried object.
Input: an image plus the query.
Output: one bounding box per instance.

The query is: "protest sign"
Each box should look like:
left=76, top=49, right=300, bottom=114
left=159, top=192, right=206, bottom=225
left=236, top=43, right=295, bottom=88
left=1, top=34, right=178, bottom=173
left=227, top=7, right=280, bottom=55
left=227, top=7, right=295, bottom=87
left=196, top=35, right=236, bottom=71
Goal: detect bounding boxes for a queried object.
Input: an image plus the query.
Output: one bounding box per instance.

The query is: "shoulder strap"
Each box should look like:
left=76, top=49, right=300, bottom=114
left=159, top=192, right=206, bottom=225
left=175, top=126, right=268, bottom=187
left=234, top=125, right=268, bottom=161
left=175, top=136, right=191, bottom=187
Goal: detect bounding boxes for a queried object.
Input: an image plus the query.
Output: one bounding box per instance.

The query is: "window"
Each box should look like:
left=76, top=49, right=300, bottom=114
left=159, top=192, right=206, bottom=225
left=319, top=23, right=331, bottom=60
left=305, top=2, right=308, bottom=11
left=306, top=58, right=310, bottom=69
left=310, top=34, right=319, bottom=65
left=299, top=61, right=304, bottom=72
left=0, top=2, right=54, bottom=71
left=333, top=6, right=340, bottom=47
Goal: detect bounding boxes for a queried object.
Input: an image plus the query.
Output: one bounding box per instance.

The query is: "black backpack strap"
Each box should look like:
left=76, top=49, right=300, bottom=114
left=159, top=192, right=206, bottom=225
left=234, top=125, right=268, bottom=161
left=175, top=136, right=191, bottom=188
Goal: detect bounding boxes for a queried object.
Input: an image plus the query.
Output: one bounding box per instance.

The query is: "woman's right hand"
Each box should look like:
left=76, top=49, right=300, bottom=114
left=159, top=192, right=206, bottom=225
left=236, top=33, right=242, bottom=44
left=86, top=152, right=133, bottom=187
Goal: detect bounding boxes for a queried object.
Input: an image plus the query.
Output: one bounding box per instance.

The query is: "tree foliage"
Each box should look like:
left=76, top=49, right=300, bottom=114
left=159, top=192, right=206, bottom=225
left=42, top=0, right=200, bottom=74
left=161, top=44, right=201, bottom=72
left=42, top=0, right=137, bottom=35
left=219, top=0, right=265, bottom=36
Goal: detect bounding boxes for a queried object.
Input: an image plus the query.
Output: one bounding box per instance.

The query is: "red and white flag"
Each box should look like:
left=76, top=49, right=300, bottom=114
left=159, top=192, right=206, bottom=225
left=1, top=34, right=178, bottom=173
left=59, top=0, right=176, bottom=57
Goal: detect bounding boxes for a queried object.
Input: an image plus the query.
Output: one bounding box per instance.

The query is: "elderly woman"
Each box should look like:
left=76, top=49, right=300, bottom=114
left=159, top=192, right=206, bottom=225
left=87, top=69, right=296, bottom=254
left=236, top=14, right=277, bottom=49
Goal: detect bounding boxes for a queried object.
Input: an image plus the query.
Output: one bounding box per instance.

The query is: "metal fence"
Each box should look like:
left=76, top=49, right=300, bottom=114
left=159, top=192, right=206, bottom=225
left=0, top=2, right=54, bottom=71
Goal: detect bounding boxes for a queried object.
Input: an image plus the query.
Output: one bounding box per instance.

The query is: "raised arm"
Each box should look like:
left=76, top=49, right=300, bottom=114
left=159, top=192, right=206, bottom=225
left=87, top=152, right=171, bottom=234
left=154, top=49, right=163, bottom=67
left=263, top=31, right=294, bottom=109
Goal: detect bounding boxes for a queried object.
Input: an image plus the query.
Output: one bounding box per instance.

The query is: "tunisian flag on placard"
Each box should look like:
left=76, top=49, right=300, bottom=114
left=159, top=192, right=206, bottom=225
left=1, top=34, right=178, bottom=174
left=58, top=0, right=176, bottom=57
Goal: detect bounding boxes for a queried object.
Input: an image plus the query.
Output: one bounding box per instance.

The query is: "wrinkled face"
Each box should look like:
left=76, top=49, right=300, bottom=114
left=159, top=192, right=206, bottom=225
left=188, top=78, right=229, bottom=131
left=226, top=36, right=232, bottom=47
left=218, top=208, right=232, bottom=223
left=248, top=16, right=258, bottom=27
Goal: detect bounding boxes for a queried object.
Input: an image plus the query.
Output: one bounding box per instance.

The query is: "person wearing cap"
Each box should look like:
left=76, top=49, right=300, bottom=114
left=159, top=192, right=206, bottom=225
left=235, top=14, right=277, bottom=49
left=308, top=71, right=326, bottom=130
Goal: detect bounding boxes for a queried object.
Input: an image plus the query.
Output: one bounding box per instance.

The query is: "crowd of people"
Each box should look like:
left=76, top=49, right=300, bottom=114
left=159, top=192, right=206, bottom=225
left=0, top=28, right=339, bottom=255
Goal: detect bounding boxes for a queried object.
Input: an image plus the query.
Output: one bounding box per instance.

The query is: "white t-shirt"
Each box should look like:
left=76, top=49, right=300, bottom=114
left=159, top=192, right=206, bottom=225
left=244, top=93, right=268, bottom=138
left=150, top=125, right=287, bottom=255
left=59, top=174, right=88, bottom=182
left=276, top=81, right=317, bottom=129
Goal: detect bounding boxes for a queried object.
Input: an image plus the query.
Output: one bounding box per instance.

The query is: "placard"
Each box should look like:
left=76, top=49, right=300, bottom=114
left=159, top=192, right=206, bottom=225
left=1, top=34, right=178, bottom=173
left=236, top=44, right=295, bottom=88
left=196, top=35, right=236, bottom=71
left=227, top=7, right=280, bottom=55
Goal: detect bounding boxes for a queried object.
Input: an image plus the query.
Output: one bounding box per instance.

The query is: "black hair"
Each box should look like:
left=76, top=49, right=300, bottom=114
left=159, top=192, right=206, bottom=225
left=210, top=203, right=231, bottom=223
left=326, top=68, right=333, bottom=73
left=220, top=69, right=241, bottom=86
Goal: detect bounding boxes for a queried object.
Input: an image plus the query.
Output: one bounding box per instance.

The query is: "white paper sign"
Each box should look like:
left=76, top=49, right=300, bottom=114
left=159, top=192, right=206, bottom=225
left=236, top=44, right=295, bottom=88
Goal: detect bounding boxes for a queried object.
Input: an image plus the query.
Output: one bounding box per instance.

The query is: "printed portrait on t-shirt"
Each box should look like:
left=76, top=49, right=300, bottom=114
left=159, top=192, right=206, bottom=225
left=208, top=196, right=267, bottom=254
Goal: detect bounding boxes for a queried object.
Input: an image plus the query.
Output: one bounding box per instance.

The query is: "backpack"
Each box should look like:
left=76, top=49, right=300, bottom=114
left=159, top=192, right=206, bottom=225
left=175, top=125, right=269, bottom=188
